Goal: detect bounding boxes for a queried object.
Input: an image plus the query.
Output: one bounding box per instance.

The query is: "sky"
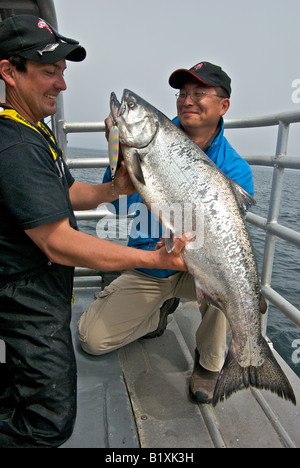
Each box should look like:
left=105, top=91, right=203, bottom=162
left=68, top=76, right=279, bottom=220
left=52, top=0, right=299, bottom=155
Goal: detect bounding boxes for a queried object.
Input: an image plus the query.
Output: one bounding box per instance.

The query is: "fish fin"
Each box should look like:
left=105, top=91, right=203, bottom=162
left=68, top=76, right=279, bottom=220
left=193, top=278, right=223, bottom=311
left=194, top=279, right=204, bottom=305
left=165, top=231, right=175, bottom=253
left=231, top=180, right=256, bottom=215
left=132, top=151, right=146, bottom=185
left=212, top=336, right=296, bottom=406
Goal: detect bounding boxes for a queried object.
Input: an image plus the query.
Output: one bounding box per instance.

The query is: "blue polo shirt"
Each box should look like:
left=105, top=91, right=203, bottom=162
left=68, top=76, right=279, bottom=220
left=103, top=117, right=254, bottom=278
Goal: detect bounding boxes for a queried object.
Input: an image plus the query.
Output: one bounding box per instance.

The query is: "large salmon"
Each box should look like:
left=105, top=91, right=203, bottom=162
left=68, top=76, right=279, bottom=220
left=109, top=89, right=296, bottom=406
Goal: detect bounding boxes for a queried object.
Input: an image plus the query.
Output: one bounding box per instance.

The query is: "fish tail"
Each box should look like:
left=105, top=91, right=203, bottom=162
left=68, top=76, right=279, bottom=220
left=212, top=336, right=296, bottom=406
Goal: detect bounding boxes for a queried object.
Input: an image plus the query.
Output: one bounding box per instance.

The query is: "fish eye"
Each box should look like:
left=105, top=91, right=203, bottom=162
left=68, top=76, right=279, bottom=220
left=127, top=99, right=136, bottom=109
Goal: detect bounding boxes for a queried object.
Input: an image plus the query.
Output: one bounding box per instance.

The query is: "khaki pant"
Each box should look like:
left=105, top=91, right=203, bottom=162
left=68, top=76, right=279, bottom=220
left=78, top=270, right=229, bottom=372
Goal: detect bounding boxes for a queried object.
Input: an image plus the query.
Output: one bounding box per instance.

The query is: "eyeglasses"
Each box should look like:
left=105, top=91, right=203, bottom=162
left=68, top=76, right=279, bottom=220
left=175, top=91, right=226, bottom=102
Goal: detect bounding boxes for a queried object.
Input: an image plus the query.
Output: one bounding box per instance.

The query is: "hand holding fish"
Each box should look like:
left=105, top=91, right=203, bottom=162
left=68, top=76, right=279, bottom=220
left=113, top=160, right=136, bottom=197
left=154, top=234, right=189, bottom=272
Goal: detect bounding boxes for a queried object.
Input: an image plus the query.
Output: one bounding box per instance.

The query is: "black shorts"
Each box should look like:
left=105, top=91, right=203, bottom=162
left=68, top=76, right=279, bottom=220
left=0, top=263, right=76, bottom=448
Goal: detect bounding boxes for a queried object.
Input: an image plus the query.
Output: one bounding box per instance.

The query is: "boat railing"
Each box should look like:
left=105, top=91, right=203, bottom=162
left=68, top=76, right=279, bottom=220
left=52, top=100, right=300, bottom=334
left=225, top=111, right=300, bottom=333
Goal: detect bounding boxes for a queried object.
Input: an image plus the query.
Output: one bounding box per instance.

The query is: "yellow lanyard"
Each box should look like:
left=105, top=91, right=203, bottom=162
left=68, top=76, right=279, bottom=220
left=0, top=108, right=58, bottom=161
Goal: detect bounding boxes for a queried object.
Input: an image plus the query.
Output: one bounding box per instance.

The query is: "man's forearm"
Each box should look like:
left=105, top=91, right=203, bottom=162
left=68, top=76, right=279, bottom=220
left=25, top=218, right=187, bottom=272
left=45, top=223, right=157, bottom=271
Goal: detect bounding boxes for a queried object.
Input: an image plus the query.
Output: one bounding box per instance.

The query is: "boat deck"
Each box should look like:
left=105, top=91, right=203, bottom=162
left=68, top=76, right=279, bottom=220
left=61, top=287, right=300, bottom=449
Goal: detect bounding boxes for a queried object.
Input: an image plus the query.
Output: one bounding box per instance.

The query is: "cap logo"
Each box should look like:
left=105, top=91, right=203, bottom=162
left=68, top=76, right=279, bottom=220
left=37, top=19, right=54, bottom=34
left=193, top=63, right=205, bottom=71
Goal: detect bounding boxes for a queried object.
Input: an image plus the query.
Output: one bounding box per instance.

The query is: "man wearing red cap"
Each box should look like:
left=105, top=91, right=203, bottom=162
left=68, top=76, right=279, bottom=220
left=79, top=62, right=254, bottom=406
left=0, top=15, right=187, bottom=448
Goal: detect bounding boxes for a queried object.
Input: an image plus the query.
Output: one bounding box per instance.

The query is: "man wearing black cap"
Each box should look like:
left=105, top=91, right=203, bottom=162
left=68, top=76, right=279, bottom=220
left=79, top=62, right=254, bottom=406
left=168, top=62, right=253, bottom=191
left=0, top=15, right=187, bottom=448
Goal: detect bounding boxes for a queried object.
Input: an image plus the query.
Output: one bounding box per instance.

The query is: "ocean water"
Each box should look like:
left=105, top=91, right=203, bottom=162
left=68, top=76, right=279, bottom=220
left=69, top=147, right=300, bottom=377
left=248, top=166, right=300, bottom=377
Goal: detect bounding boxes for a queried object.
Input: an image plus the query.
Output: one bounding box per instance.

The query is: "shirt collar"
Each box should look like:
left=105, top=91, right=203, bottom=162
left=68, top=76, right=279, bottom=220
left=175, top=116, right=224, bottom=153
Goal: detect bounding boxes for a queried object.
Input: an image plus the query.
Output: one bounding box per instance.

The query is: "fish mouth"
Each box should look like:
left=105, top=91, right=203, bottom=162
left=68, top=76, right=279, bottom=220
left=110, top=92, right=121, bottom=123
left=110, top=89, right=135, bottom=123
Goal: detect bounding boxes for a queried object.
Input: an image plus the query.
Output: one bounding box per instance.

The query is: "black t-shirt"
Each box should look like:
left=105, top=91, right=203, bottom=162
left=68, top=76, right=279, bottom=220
left=0, top=108, right=78, bottom=276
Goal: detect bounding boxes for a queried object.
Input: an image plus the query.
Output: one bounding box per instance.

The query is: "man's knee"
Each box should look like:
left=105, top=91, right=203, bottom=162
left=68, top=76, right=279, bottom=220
left=80, top=340, right=110, bottom=356
left=79, top=330, right=116, bottom=356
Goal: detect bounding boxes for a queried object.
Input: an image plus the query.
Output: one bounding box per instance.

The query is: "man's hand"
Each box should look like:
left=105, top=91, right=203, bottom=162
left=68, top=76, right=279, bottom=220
left=113, top=160, right=136, bottom=196
left=154, top=234, right=190, bottom=272
left=105, top=115, right=113, bottom=141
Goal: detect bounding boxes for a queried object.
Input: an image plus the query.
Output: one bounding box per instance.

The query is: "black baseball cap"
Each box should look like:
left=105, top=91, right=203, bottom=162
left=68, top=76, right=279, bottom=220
left=0, top=15, right=86, bottom=64
left=169, top=61, right=231, bottom=97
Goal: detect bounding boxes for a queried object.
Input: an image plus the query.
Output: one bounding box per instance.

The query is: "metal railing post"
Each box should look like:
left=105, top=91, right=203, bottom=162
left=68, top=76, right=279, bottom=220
left=260, top=121, right=290, bottom=334
left=51, top=94, right=68, bottom=158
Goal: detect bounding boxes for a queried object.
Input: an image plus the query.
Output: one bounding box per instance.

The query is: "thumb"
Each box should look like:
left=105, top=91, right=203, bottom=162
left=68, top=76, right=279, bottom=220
left=172, top=232, right=195, bottom=254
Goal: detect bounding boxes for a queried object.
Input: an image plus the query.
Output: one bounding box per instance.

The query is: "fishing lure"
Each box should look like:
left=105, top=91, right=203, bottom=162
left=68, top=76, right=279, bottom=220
left=108, top=124, right=119, bottom=194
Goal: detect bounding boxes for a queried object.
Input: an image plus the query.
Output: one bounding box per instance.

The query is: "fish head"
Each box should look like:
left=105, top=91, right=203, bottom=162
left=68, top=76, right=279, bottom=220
left=110, top=89, right=159, bottom=150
